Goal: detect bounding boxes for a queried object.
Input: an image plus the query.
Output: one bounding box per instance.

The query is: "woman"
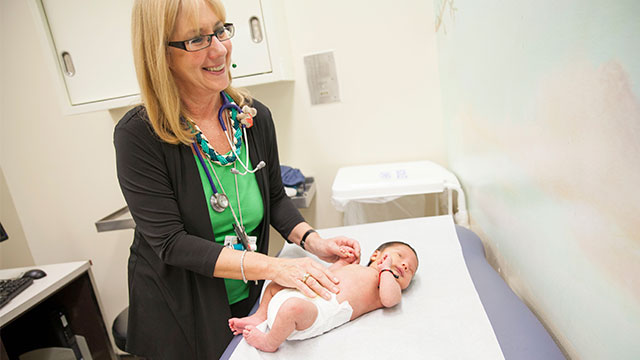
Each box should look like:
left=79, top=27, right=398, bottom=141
left=114, top=0, right=361, bottom=358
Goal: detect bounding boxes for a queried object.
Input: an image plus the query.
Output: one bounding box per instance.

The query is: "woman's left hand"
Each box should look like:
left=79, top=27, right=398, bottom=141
left=308, top=235, right=361, bottom=264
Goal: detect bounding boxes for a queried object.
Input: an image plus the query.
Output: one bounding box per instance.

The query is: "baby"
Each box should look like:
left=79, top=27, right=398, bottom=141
left=229, top=241, right=419, bottom=352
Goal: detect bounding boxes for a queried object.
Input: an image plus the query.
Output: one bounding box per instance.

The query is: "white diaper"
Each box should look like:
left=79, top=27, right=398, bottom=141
left=266, top=288, right=353, bottom=340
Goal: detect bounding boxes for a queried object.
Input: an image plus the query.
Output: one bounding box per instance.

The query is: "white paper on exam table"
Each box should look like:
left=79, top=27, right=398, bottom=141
left=230, top=216, right=504, bottom=360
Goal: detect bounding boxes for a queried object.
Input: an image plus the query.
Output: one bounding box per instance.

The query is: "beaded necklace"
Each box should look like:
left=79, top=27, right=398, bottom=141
left=189, top=105, right=243, bottom=166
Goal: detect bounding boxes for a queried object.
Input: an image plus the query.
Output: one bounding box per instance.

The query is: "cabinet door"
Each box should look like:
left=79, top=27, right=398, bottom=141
left=36, top=0, right=284, bottom=113
left=223, top=0, right=273, bottom=79
left=41, top=0, right=138, bottom=106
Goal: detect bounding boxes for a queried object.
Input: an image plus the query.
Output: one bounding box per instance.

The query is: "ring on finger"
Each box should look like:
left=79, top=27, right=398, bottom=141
left=301, top=273, right=312, bottom=284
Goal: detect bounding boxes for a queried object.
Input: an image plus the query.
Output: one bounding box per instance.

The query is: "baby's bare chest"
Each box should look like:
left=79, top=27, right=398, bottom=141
left=334, top=265, right=381, bottom=317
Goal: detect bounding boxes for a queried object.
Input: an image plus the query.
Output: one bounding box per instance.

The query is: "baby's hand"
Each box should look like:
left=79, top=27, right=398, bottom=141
left=339, top=246, right=358, bottom=263
left=377, top=254, right=392, bottom=271
left=332, top=246, right=358, bottom=267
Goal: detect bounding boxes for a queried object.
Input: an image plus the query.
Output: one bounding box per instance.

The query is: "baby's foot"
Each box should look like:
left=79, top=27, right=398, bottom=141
left=229, top=314, right=266, bottom=335
left=243, top=325, right=280, bottom=352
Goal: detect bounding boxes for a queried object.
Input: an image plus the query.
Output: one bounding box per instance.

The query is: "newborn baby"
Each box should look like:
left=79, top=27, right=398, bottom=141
left=229, top=241, right=419, bottom=352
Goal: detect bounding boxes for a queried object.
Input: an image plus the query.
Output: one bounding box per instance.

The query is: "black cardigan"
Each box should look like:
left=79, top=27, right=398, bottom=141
left=114, top=100, right=304, bottom=359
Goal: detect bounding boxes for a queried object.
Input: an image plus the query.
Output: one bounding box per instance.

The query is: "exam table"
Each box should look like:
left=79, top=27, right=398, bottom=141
left=221, top=216, right=565, bottom=359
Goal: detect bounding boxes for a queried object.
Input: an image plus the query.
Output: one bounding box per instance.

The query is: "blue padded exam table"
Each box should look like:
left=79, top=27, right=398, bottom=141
left=455, top=225, right=565, bottom=359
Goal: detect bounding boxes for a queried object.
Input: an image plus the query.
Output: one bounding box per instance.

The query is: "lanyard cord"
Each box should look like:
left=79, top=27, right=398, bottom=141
left=220, top=111, right=244, bottom=226
left=234, top=164, right=243, bottom=225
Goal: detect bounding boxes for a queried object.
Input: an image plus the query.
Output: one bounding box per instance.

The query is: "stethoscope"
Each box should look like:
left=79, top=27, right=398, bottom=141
left=192, top=142, right=229, bottom=212
left=192, top=92, right=266, bottom=212
left=191, top=91, right=266, bottom=251
left=193, top=141, right=254, bottom=251
left=218, top=92, right=266, bottom=176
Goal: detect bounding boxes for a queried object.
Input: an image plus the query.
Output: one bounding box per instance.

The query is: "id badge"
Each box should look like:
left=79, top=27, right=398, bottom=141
left=247, top=235, right=257, bottom=252
left=224, top=235, right=257, bottom=251
left=224, top=235, right=241, bottom=250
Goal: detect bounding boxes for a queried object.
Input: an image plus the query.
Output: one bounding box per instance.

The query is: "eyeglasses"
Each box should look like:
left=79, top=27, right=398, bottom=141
left=168, top=23, right=235, bottom=52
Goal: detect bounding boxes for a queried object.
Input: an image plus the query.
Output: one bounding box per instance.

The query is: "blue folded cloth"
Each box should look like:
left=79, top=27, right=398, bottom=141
left=281, top=165, right=305, bottom=187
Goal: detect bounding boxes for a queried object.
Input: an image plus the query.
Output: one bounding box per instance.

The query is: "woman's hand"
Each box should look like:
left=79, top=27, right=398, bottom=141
left=270, top=257, right=340, bottom=300
left=308, top=235, right=362, bottom=264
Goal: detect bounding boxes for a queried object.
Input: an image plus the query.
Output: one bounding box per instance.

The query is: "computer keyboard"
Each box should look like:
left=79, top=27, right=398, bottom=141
left=0, top=277, right=34, bottom=310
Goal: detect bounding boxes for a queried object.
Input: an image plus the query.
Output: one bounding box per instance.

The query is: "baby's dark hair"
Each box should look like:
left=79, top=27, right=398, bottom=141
left=367, top=241, right=418, bottom=267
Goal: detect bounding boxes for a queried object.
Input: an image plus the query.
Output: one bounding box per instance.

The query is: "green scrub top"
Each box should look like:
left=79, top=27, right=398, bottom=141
left=193, top=140, right=264, bottom=304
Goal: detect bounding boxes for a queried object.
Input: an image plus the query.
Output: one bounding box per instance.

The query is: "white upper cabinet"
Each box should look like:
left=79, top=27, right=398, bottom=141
left=223, top=0, right=293, bottom=87
left=30, top=0, right=292, bottom=114
left=34, top=0, right=139, bottom=113
left=225, top=0, right=272, bottom=78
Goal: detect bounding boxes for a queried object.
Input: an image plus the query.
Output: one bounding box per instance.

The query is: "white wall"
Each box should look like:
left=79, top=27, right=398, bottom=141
left=0, top=0, right=444, bottom=348
left=249, top=0, right=446, bottom=228
left=0, top=168, right=34, bottom=269
left=434, top=0, right=640, bottom=358
left=0, top=0, right=134, bottom=346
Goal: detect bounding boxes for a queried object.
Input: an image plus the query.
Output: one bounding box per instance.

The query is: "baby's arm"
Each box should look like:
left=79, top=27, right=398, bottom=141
left=377, top=254, right=402, bottom=307
left=328, top=246, right=358, bottom=271
left=329, top=258, right=351, bottom=271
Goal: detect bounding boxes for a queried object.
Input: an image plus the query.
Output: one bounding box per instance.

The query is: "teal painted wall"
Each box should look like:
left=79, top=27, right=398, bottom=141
left=434, top=0, right=640, bottom=358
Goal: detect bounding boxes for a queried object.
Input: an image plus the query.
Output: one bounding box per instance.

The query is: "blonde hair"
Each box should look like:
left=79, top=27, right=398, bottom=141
left=131, top=0, right=251, bottom=145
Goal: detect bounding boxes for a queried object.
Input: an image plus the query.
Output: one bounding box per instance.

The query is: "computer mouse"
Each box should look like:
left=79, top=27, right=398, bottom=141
left=23, top=269, right=47, bottom=279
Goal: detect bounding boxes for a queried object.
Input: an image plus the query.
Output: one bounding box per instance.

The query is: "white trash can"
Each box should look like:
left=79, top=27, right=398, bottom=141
left=331, top=161, right=469, bottom=227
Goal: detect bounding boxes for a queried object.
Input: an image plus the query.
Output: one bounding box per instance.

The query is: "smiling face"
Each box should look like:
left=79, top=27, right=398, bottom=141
left=168, top=0, right=231, bottom=102
left=369, top=243, right=419, bottom=290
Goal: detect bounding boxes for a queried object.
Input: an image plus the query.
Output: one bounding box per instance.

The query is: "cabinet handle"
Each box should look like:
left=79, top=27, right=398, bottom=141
left=61, top=52, right=76, bottom=77
left=249, top=17, right=263, bottom=43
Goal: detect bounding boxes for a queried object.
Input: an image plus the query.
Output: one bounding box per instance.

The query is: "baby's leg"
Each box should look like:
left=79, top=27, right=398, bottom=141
left=229, top=282, right=285, bottom=335
left=243, top=297, right=318, bottom=352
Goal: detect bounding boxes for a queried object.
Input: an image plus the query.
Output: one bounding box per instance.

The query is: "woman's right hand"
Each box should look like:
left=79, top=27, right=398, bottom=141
left=270, top=257, right=340, bottom=300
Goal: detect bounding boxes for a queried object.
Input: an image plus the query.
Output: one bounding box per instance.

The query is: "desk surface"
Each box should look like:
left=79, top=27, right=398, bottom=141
left=0, top=261, right=91, bottom=327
